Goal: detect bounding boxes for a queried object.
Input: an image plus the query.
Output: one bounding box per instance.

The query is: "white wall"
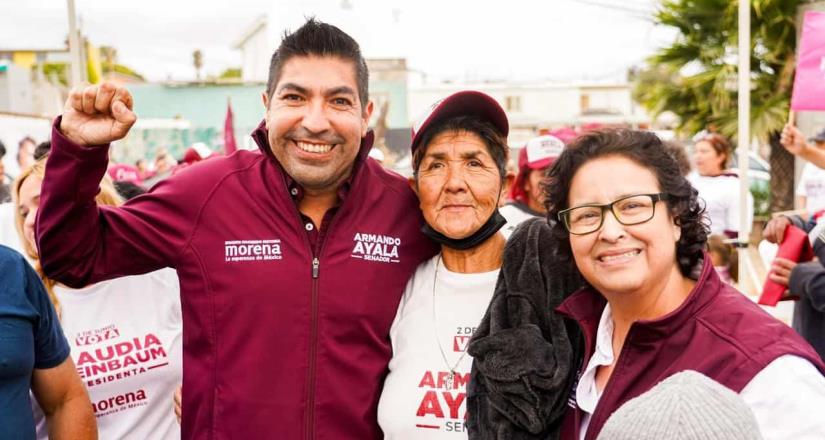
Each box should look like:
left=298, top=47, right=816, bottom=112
left=580, top=86, right=634, bottom=114
left=408, top=82, right=644, bottom=144
left=239, top=25, right=271, bottom=83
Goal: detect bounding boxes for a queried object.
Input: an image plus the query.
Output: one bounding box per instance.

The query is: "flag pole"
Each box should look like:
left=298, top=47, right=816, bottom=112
left=66, top=0, right=83, bottom=87
left=738, top=0, right=751, bottom=292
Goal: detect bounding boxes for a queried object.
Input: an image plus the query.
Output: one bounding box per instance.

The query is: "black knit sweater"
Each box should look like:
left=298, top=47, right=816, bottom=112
left=467, top=218, right=584, bottom=440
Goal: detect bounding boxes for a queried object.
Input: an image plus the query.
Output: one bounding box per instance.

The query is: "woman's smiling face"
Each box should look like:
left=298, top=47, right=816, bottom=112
left=567, top=155, right=682, bottom=297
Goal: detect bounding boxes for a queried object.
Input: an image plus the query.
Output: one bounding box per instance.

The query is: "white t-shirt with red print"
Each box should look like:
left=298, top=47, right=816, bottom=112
left=32, top=268, right=183, bottom=440
left=378, top=255, right=498, bottom=439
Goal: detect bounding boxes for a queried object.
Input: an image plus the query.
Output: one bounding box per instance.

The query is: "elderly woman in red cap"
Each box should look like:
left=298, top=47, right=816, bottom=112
left=379, top=90, right=555, bottom=439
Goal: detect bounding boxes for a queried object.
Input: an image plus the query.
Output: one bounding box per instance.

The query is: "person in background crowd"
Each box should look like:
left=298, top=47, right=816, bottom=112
left=687, top=133, right=753, bottom=238
left=499, top=134, right=565, bottom=239
left=14, top=157, right=183, bottom=439
left=687, top=133, right=748, bottom=286
left=0, top=245, right=97, bottom=440
left=780, top=126, right=825, bottom=214
left=107, top=161, right=143, bottom=186
left=113, top=180, right=147, bottom=200
left=36, top=18, right=435, bottom=438
left=781, top=124, right=825, bottom=171
left=662, top=140, right=691, bottom=177
left=0, top=139, right=23, bottom=252
left=596, top=371, right=762, bottom=440
left=153, top=149, right=176, bottom=175
left=707, top=234, right=738, bottom=285
left=181, top=142, right=217, bottom=166
left=135, top=158, right=151, bottom=179
left=544, top=129, right=825, bottom=439
left=762, top=211, right=825, bottom=363
left=33, top=141, right=50, bottom=162
left=378, top=91, right=510, bottom=439
left=0, top=139, right=10, bottom=203
left=18, top=136, right=37, bottom=170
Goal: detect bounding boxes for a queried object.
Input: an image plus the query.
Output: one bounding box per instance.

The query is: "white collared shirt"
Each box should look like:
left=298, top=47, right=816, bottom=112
left=576, top=305, right=825, bottom=439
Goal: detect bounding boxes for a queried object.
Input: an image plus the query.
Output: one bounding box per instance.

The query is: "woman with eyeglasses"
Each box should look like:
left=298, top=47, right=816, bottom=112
left=543, top=130, right=825, bottom=439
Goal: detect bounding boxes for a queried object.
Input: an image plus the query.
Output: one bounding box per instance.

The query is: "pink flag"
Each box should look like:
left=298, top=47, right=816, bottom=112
left=224, top=99, right=238, bottom=154
left=791, top=11, right=825, bottom=111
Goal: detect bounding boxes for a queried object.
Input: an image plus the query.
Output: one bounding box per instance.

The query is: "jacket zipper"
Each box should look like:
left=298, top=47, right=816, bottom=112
left=275, top=169, right=322, bottom=440
left=303, top=212, right=342, bottom=440
left=305, top=256, right=320, bottom=439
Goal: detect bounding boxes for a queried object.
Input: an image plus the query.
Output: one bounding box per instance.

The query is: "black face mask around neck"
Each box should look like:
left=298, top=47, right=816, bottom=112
left=421, top=209, right=508, bottom=251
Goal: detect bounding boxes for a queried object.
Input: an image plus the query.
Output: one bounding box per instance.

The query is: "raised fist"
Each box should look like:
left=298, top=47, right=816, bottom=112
left=59, top=82, right=137, bottom=146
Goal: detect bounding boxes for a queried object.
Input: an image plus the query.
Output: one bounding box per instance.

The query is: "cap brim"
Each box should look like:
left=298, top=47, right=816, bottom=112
left=526, top=157, right=555, bottom=170
left=411, top=91, right=509, bottom=153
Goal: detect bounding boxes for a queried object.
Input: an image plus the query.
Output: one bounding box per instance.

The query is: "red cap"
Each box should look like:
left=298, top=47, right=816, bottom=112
left=182, top=142, right=215, bottom=165
left=508, top=135, right=564, bottom=204
left=518, top=135, right=565, bottom=170
left=107, top=163, right=143, bottom=185
left=410, top=91, right=509, bottom=154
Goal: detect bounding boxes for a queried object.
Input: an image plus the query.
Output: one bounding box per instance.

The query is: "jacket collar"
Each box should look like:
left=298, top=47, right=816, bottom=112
left=250, top=119, right=376, bottom=200
left=556, top=252, right=719, bottom=341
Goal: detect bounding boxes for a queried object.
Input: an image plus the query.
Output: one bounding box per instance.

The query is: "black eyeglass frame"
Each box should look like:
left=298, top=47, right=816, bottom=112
left=557, top=192, right=670, bottom=236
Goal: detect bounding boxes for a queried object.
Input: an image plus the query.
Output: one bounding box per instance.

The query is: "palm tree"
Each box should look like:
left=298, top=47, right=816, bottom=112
left=193, top=49, right=203, bottom=81
left=635, top=0, right=800, bottom=211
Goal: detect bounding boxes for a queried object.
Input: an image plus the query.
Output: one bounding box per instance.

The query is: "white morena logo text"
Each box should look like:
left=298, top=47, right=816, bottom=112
left=351, top=233, right=400, bottom=263
left=224, top=239, right=282, bottom=262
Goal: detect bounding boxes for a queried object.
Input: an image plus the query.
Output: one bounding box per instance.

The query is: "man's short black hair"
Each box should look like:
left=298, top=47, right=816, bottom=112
left=0, top=139, right=5, bottom=158
left=266, top=18, right=369, bottom=109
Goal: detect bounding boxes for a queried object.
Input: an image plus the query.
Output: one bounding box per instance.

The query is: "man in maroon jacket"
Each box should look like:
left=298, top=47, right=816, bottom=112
left=36, top=19, right=435, bottom=439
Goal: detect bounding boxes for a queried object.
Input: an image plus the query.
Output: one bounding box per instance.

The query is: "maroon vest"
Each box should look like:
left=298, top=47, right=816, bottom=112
left=555, top=255, right=825, bottom=440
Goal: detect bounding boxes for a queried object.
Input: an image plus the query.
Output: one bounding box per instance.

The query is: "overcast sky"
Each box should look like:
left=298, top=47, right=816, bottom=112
left=1, top=0, right=676, bottom=83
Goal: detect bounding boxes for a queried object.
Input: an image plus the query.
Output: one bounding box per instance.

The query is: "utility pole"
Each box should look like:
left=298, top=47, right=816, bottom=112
left=738, top=0, right=751, bottom=286
left=67, top=0, right=83, bottom=87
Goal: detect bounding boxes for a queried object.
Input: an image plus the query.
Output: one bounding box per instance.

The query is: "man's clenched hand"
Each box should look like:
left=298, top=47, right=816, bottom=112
left=59, top=82, right=137, bottom=146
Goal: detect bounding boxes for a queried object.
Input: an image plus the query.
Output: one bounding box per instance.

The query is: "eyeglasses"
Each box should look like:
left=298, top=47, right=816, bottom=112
left=557, top=193, right=669, bottom=236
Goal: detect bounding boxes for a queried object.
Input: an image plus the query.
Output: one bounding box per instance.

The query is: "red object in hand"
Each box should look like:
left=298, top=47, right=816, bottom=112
left=759, top=225, right=814, bottom=306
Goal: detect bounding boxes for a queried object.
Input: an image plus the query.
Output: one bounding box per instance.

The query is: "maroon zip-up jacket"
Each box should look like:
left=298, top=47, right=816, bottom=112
left=37, top=119, right=437, bottom=439
left=555, top=255, right=825, bottom=440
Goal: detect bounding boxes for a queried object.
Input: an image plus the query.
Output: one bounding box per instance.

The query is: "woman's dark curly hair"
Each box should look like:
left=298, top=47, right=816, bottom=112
left=544, top=129, right=709, bottom=277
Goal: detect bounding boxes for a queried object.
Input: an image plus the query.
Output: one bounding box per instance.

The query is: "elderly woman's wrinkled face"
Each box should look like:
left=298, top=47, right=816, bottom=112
left=415, top=130, right=503, bottom=239
left=567, top=155, right=681, bottom=298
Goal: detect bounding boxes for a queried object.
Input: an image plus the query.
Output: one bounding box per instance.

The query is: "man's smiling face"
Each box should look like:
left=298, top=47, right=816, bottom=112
left=263, top=55, right=373, bottom=192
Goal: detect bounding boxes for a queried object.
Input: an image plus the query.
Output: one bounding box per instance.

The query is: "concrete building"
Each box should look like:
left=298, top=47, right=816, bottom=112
left=409, top=80, right=648, bottom=146
left=232, top=15, right=269, bottom=84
